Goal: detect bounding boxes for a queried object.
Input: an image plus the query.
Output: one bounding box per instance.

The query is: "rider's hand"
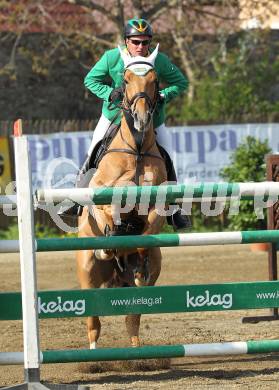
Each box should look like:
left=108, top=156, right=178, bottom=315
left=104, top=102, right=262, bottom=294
left=158, top=92, right=165, bottom=103
left=109, top=87, right=124, bottom=103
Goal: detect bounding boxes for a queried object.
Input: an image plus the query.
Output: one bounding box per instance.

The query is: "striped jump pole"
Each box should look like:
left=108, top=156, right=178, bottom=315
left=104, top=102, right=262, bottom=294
left=1, top=339, right=279, bottom=365
left=36, top=181, right=279, bottom=205
left=1, top=230, right=279, bottom=253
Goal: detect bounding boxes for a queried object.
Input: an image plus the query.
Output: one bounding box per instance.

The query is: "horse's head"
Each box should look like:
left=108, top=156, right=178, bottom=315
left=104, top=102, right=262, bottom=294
left=119, top=45, right=159, bottom=132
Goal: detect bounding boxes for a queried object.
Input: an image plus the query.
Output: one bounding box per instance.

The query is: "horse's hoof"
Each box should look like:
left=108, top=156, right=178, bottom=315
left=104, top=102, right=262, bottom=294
left=135, top=278, right=145, bottom=287
left=90, top=341, right=97, bottom=349
left=134, top=276, right=149, bottom=287
left=131, top=336, right=140, bottom=347
left=94, top=249, right=114, bottom=261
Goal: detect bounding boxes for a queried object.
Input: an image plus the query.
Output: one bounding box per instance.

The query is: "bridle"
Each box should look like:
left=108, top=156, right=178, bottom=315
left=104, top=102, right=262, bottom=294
left=122, top=62, right=159, bottom=120
left=104, top=63, right=164, bottom=184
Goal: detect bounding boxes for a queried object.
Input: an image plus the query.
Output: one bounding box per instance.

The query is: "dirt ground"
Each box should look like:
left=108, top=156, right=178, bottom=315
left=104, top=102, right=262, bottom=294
left=1, top=244, right=279, bottom=389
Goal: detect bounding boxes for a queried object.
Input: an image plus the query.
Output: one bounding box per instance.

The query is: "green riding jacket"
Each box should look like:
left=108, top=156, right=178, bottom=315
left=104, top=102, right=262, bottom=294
left=84, top=46, right=188, bottom=128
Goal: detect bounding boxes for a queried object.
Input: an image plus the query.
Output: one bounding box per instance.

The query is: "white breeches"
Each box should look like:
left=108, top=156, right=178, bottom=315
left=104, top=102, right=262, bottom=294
left=87, top=114, right=169, bottom=156
left=88, top=115, right=112, bottom=155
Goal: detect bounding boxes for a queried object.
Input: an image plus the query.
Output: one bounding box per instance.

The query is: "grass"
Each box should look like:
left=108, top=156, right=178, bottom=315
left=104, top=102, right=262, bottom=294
left=0, top=219, right=76, bottom=240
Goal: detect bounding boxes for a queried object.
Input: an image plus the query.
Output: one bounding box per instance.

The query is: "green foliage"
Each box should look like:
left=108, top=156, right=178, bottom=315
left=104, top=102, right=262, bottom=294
left=34, top=223, right=61, bottom=239
left=160, top=223, right=175, bottom=233
left=160, top=205, right=223, bottom=233
left=167, top=33, right=279, bottom=125
left=220, top=136, right=271, bottom=182
left=0, top=219, right=19, bottom=240
left=220, top=136, right=271, bottom=230
left=191, top=204, right=224, bottom=232
left=0, top=220, right=76, bottom=239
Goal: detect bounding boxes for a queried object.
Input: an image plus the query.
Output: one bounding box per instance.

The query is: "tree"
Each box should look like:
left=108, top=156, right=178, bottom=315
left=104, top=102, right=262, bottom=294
left=220, top=136, right=271, bottom=231
left=63, top=0, right=276, bottom=103
left=0, top=0, right=277, bottom=120
left=3, top=0, right=273, bottom=92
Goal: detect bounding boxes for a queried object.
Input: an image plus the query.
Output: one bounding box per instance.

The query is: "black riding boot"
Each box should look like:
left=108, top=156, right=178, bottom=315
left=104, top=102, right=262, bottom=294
left=157, top=145, right=192, bottom=230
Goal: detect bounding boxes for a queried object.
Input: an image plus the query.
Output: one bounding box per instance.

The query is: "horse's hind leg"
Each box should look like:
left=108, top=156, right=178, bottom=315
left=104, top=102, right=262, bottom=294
left=76, top=249, right=114, bottom=348
left=125, top=314, right=141, bottom=347
left=87, top=317, right=101, bottom=349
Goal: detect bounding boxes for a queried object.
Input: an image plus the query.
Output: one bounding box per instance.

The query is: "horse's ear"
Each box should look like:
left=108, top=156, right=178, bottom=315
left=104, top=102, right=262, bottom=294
left=147, top=44, right=159, bottom=66
left=118, top=45, right=131, bottom=67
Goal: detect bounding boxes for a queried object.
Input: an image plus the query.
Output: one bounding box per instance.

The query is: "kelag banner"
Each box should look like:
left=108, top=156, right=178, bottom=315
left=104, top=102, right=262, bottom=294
left=0, top=281, right=278, bottom=320
left=25, top=124, right=279, bottom=191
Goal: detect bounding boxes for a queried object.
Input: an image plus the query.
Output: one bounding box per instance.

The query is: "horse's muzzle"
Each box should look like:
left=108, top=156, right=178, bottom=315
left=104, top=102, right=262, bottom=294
left=133, top=111, right=151, bottom=132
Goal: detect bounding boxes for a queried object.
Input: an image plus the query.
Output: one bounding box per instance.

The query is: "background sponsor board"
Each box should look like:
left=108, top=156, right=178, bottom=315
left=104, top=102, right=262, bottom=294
left=165, top=123, right=279, bottom=183
left=27, top=131, right=92, bottom=190
left=24, top=124, right=279, bottom=191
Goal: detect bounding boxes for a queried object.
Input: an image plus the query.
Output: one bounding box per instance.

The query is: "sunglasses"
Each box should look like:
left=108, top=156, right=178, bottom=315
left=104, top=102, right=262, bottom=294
left=129, top=39, right=151, bottom=46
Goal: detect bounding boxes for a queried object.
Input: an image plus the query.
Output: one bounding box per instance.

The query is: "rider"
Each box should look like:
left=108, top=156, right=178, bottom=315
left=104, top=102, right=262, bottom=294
left=70, top=18, right=191, bottom=230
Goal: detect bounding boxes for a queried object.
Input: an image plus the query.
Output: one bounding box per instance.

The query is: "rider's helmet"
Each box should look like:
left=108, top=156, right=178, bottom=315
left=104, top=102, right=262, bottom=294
left=124, top=18, right=153, bottom=38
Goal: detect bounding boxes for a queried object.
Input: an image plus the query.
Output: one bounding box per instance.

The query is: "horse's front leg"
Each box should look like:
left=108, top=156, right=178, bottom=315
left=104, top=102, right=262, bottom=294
left=126, top=247, right=162, bottom=347
left=76, top=248, right=114, bottom=348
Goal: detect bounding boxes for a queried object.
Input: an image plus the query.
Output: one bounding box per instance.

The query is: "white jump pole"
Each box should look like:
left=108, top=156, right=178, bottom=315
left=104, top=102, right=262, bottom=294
left=14, top=119, right=41, bottom=384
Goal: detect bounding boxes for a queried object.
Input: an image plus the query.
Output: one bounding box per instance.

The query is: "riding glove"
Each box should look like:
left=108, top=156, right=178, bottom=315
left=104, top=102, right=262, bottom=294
left=158, top=92, right=165, bottom=103
left=109, top=87, right=124, bottom=103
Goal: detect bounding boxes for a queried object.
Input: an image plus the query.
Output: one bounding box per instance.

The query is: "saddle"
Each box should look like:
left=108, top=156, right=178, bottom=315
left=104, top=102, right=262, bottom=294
left=83, top=129, right=174, bottom=186
left=90, top=123, right=121, bottom=170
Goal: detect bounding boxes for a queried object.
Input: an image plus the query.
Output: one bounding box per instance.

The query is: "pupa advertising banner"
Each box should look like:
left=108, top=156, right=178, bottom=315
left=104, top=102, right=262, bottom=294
left=27, top=131, right=93, bottom=190
left=163, top=123, right=279, bottom=183
left=25, top=124, right=279, bottom=191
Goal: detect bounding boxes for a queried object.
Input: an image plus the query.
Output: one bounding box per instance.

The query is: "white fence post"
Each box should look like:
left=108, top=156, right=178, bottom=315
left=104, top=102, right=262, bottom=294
left=14, top=120, right=41, bottom=383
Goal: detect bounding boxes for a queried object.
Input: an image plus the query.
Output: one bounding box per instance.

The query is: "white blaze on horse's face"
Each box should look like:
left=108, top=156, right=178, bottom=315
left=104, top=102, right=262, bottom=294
left=119, top=44, right=159, bottom=132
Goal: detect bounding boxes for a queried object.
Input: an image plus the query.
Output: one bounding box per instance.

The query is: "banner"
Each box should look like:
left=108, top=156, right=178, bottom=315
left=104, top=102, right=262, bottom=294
left=26, top=124, right=279, bottom=191
left=161, top=123, right=279, bottom=183
left=27, top=131, right=93, bottom=190
left=0, top=136, right=12, bottom=194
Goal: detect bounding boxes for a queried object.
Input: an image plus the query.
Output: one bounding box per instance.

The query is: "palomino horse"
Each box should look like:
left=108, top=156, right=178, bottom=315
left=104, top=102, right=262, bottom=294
left=76, top=45, right=167, bottom=348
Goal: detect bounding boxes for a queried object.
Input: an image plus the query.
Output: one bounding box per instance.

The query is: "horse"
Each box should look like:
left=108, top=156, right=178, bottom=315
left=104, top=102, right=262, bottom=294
left=76, top=45, right=168, bottom=349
